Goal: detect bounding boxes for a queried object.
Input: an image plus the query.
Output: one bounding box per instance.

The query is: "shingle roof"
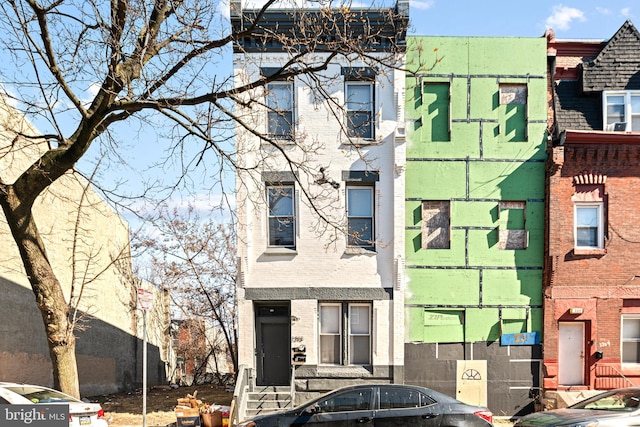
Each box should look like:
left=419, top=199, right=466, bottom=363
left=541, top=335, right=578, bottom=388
left=554, top=80, right=601, bottom=131
left=582, top=20, right=640, bottom=92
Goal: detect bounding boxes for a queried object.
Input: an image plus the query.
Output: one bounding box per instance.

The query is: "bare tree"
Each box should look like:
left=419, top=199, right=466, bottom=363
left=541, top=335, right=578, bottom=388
left=0, top=0, right=408, bottom=396
left=138, top=206, right=237, bottom=381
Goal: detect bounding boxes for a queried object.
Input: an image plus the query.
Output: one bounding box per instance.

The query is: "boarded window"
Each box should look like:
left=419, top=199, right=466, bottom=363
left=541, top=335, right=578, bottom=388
left=423, top=309, right=464, bottom=342
left=498, top=201, right=527, bottom=250
left=498, top=83, right=527, bottom=142
left=422, top=82, right=450, bottom=142
left=421, top=201, right=450, bottom=249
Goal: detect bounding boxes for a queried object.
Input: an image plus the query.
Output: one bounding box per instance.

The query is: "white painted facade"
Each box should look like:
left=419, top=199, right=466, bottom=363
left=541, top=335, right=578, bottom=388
left=234, top=45, right=406, bottom=395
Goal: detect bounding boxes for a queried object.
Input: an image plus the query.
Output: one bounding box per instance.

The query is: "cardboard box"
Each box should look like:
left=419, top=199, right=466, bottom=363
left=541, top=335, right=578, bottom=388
left=201, top=411, right=222, bottom=427
left=175, top=408, right=201, bottom=427
left=176, top=416, right=201, bottom=427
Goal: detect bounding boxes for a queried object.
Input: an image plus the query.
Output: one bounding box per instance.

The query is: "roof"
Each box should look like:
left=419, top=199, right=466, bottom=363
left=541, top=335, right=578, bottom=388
left=230, top=0, right=408, bottom=53
left=554, top=80, right=601, bottom=131
left=552, top=20, right=640, bottom=137
left=582, top=20, right=640, bottom=92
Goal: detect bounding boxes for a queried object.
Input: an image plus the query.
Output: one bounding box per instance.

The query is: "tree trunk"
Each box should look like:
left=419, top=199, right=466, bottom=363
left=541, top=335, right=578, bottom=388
left=0, top=188, right=80, bottom=398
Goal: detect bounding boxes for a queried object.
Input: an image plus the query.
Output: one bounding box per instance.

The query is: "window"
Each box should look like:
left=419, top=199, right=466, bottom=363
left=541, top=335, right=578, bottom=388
left=498, top=201, right=528, bottom=250
left=314, top=388, right=373, bottom=413
left=421, top=200, right=450, bottom=249
left=379, top=387, right=433, bottom=410
left=622, top=316, right=640, bottom=364
left=499, top=83, right=527, bottom=141
left=266, top=82, right=293, bottom=138
left=267, top=185, right=295, bottom=247
left=574, top=203, right=603, bottom=249
left=604, top=91, right=640, bottom=131
left=319, top=303, right=371, bottom=365
left=346, top=82, right=374, bottom=139
left=349, top=304, right=371, bottom=365
left=346, top=186, right=374, bottom=248
left=319, top=304, right=341, bottom=364
left=422, top=82, right=450, bottom=141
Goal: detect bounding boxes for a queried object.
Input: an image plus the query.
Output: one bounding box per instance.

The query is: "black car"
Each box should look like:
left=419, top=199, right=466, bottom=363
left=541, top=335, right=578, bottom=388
left=238, top=384, right=494, bottom=426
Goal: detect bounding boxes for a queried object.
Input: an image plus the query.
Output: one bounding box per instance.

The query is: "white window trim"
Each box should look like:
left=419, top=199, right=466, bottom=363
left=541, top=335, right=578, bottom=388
left=348, top=303, right=372, bottom=366
left=574, top=202, right=604, bottom=250
left=319, top=302, right=372, bottom=366
left=267, top=184, right=296, bottom=249
left=603, top=90, right=640, bottom=131
left=621, top=315, right=640, bottom=366
left=346, top=185, right=375, bottom=249
left=266, top=81, right=295, bottom=139
left=319, top=303, right=342, bottom=366
left=345, top=81, right=375, bottom=140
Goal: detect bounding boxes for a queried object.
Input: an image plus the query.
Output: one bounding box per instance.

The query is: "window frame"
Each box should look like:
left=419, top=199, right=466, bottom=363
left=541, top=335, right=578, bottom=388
left=266, top=184, right=296, bottom=249
left=603, top=90, right=640, bottom=131
left=622, top=315, right=640, bottom=365
left=345, top=81, right=374, bottom=140
left=319, top=303, right=342, bottom=365
left=574, top=202, right=604, bottom=250
left=266, top=81, right=294, bottom=139
left=319, top=302, right=372, bottom=367
left=346, top=184, right=375, bottom=249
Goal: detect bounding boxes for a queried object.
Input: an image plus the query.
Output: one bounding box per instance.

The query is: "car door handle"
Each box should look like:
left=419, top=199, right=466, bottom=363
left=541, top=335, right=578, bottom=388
left=356, top=417, right=372, bottom=423
left=422, top=413, right=437, bottom=419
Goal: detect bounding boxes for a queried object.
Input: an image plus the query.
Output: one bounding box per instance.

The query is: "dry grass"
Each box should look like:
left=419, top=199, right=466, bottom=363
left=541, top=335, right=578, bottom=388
left=89, top=384, right=233, bottom=427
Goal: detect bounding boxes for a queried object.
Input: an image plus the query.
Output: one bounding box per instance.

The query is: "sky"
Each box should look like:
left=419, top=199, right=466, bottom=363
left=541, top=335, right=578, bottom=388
left=408, top=0, right=635, bottom=39
left=95, top=0, right=637, bottom=223
left=7, top=0, right=634, bottom=229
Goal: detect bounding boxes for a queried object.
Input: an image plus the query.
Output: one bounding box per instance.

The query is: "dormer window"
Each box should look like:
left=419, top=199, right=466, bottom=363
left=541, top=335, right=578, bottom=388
left=603, top=91, right=640, bottom=131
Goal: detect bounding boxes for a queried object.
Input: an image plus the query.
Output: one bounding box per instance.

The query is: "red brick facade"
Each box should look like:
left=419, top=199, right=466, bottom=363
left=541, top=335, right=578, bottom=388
left=545, top=137, right=640, bottom=390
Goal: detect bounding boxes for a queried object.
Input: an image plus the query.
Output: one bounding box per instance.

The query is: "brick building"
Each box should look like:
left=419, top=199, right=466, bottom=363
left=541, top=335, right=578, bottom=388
left=545, top=20, right=640, bottom=402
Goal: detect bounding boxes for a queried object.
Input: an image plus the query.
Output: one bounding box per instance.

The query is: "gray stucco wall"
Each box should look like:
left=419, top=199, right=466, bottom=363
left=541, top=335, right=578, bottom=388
left=0, top=276, right=166, bottom=396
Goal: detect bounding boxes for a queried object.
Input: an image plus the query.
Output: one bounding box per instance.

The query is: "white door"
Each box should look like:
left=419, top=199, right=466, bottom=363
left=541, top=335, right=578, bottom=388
left=559, top=322, right=584, bottom=385
left=456, top=360, right=487, bottom=407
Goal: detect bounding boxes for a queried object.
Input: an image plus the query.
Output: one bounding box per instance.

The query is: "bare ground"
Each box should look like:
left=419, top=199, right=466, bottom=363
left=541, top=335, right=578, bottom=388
left=89, top=384, right=233, bottom=427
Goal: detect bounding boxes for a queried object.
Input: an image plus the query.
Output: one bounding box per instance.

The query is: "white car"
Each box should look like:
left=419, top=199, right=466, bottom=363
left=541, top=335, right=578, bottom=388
left=0, top=382, right=108, bottom=427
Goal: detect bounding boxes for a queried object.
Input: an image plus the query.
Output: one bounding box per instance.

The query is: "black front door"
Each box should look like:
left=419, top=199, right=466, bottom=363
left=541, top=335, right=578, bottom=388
left=256, top=304, right=290, bottom=386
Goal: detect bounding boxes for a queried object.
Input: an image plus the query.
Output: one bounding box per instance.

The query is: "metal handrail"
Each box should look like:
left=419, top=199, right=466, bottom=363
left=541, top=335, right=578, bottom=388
left=608, top=364, right=636, bottom=387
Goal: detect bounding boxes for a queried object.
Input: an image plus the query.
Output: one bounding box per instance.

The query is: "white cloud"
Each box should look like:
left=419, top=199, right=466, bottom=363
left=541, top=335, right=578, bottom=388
left=545, top=5, right=586, bottom=31
left=596, top=7, right=611, bottom=15
left=411, top=0, right=434, bottom=10
left=621, top=7, right=631, bottom=17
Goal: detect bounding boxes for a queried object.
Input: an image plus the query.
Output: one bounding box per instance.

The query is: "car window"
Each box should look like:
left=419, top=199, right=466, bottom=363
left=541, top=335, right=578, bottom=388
left=379, top=387, right=434, bottom=410
left=575, top=390, right=640, bottom=412
left=6, top=387, right=78, bottom=404
left=315, top=389, right=372, bottom=413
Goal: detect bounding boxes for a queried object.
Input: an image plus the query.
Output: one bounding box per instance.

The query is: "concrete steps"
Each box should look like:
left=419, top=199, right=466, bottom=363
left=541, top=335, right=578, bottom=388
left=245, top=386, right=293, bottom=418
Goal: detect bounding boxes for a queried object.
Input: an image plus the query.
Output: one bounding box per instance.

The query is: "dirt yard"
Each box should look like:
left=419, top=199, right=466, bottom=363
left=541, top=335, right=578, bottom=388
left=90, top=384, right=233, bottom=427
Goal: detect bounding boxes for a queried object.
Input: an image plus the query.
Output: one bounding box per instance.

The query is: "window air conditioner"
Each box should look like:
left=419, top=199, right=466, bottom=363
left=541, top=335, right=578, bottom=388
left=606, top=122, right=627, bottom=131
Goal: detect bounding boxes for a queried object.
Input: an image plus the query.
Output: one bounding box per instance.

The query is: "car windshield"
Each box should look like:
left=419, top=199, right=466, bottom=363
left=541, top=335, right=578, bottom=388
left=572, top=390, right=640, bottom=412
left=6, top=386, right=79, bottom=404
